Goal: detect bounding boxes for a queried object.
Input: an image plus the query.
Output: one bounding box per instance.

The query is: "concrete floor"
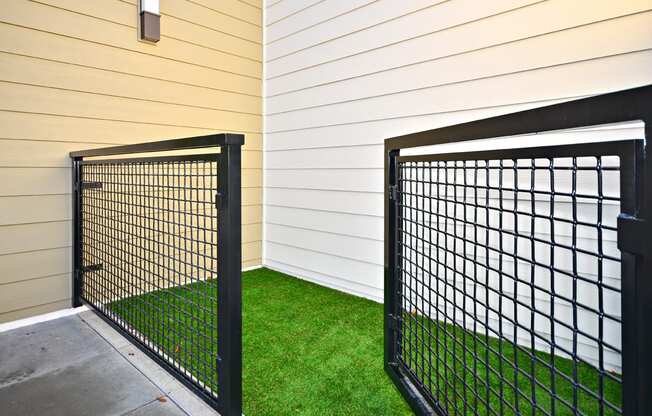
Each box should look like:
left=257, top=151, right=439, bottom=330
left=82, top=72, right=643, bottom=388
left=0, top=311, right=219, bottom=416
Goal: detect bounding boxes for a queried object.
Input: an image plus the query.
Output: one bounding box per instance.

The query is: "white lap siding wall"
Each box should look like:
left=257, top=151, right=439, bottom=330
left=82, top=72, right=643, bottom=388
left=263, top=0, right=652, bottom=372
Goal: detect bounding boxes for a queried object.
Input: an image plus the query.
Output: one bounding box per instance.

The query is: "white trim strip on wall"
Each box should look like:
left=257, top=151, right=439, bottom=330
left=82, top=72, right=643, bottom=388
left=0, top=305, right=88, bottom=333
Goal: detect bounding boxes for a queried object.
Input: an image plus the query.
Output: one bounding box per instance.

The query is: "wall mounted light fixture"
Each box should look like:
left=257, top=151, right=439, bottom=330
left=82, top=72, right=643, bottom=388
left=139, top=0, right=160, bottom=43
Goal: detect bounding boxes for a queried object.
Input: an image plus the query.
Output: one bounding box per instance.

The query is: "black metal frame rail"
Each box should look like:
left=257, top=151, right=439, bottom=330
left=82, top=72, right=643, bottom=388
left=384, top=85, right=652, bottom=416
left=70, top=133, right=243, bottom=416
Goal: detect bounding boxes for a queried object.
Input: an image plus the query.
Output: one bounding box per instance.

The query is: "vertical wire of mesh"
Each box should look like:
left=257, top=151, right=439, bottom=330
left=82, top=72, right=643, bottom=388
left=79, top=157, right=220, bottom=399
left=395, top=153, right=623, bottom=416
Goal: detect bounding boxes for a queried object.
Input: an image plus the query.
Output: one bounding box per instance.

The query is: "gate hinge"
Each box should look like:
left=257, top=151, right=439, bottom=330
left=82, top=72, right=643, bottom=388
left=617, top=214, right=646, bottom=255
left=81, top=264, right=103, bottom=273
left=388, top=314, right=400, bottom=331
left=389, top=185, right=399, bottom=201
left=215, top=191, right=226, bottom=208
left=81, top=181, right=103, bottom=190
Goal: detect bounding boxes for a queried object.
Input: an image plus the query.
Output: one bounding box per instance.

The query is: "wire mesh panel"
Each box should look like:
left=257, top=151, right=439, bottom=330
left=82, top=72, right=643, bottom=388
left=389, top=141, right=642, bottom=416
left=79, top=155, right=221, bottom=403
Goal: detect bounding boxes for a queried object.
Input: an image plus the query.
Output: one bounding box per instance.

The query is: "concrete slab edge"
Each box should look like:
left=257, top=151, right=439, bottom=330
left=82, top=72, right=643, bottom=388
left=81, top=312, right=219, bottom=416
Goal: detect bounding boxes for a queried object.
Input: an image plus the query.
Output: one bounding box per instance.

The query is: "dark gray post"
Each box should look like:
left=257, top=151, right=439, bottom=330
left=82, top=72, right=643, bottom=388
left=384, top=147, right=399, bottom=367
left=217, top=134, right=243, bottom=416
left=71, top=156, right=83, bottom=307
left=629, top=119, right=652, bottom=416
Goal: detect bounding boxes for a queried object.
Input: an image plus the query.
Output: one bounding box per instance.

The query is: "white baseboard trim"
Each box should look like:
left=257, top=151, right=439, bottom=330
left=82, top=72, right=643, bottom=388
left=0, top=265, right=263, bottom=332
left=242, top=264, right=263, bottom=272
left=0, top=305, right=88, bottom=333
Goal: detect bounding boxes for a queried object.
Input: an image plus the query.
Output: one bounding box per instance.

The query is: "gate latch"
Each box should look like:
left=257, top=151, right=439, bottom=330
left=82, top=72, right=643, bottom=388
left=81, top=264, right=103, bottom=273
left=617, top=214, right=646, bottom=255
left=81, top=181, right=103, bottom=190
left=388, top=314, right=400, bottom=331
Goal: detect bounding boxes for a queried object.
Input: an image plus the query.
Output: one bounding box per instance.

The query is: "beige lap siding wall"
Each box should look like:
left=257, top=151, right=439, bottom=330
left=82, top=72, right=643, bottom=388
left=0, top=0, right=263, bottom=323
left=262, top=0, right=652, bottom=365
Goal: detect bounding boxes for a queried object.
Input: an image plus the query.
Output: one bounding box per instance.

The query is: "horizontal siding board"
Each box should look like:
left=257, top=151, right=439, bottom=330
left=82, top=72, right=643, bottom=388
left=185, top=0, right=262, bottom=26
left=264, top=175, right=621, bottom=220
left=0, top=82, right=262, bottom=132
left=266, top=242, right=383, bottom=291
left=265, top=0, right=652, bottom=93
left=266, top=0, right=376, bottom=44
left=158, top=13, right=261, bottom=60
left=266, top=0, right=325, bottom=26
left=0, top=112, right=263, bottom=148
left=267, top=0, right=541, bottom=78
left=0, top=144, right=264, bottom=169
left=243, top=241, right=263, bottom=262
left=243, top=258, right=262, bottom=269
left=265, top=100, right=573, bottom=151
left=267, top=122, right=641, bottom=158
left=0, top=53, right=261, bottom=115
left=266, top=168, right=383, bottom=192
left=266, top=123, right=645, bottom=159
left=0, top=189, right=262, bottom=226
left=0, top=168, right=69, bottom=196
left=0, top=195, right=70, bottom=226
left=2, top=0, right=262, bottom=78
left=0, top=299, right=71, bottom=323
left=0, top=24, right=260, bottom=96
left=266, top=206, right=383, bottom=240
left=0, top=112, right=208, bottom=144
left=0, top=227, right=260, bottom=293
left=266, top=150, right=622, bottom=194
left=268, top=12, right=652, bottom=112
left=0, top=247, right=70, bottom=285
left=81, top=0, right=263, bottom=30
left=0, top=140, right=261, bottom=169
left=265, top=259, right=383, bottom=301
left=43, top=0, right=262, bottom=59
left=0, top=222, right=70, bottom=256
left=266, top=0, right=452, bottom=60
left=162, top=0, right=261, bottom=42
left=266, top=145, right=383, bottom=169
left=0, top=273, right=69, bottom=315
left=0, top=220, right=260, bottom=259
left=241, top=0, right=262, bottom=9
left=267, top=223, right=381, bottom=265
left=267, top=188, right=383, bottom=217
left=98, top=0, right=262, bottom=61
left=267, top=51, right=652, bottom=131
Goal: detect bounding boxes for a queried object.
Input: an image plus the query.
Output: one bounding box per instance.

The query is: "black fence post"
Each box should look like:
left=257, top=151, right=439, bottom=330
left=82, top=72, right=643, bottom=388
left=71, top=156, right=83, bottom=308
left=217, top=134, right=243, bottom=416
left=384, top=147, right=399, bottom=367
left=632, top=120, right=652, bottom=416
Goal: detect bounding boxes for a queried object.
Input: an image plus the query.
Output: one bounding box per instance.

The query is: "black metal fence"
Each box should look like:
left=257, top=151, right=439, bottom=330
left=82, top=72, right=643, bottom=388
left=385, top=86, right=651, bottom=416
left=70, top=134, right=243, bottom=415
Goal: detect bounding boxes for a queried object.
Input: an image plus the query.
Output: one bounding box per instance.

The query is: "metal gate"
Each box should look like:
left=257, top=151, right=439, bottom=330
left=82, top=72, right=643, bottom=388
left=70, top=134, right=243, bottom=415
left=385, top=86, right=652, bottom=416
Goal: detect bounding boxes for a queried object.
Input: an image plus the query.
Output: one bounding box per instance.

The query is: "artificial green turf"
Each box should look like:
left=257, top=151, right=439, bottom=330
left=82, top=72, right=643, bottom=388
left=401, top=315, right=621, bottom=416
left=109, top=268, right=621, bottom=415
left=241, top=268, right=411, bottom=416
